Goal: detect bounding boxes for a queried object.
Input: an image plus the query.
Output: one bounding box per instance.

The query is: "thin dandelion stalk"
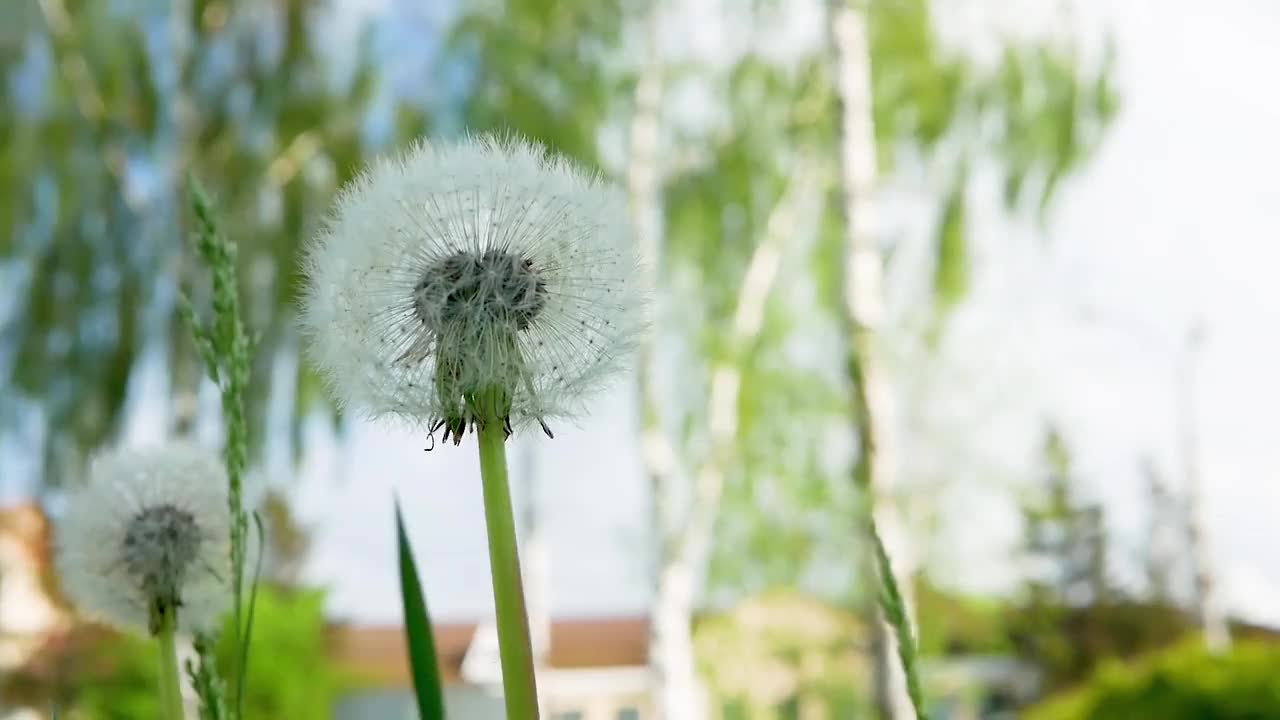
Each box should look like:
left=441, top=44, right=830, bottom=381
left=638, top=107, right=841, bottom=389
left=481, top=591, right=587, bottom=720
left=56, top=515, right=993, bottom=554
left=155, top=604, right=185, bottom=720
left=475, top=388, right=540, bottom=717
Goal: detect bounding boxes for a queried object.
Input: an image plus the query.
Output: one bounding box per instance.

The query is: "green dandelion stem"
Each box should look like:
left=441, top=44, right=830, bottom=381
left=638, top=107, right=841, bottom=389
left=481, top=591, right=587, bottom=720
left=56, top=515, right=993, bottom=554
left=475, top=388, right=540, bottom=719
left=155, top=605, right=185, bottom=720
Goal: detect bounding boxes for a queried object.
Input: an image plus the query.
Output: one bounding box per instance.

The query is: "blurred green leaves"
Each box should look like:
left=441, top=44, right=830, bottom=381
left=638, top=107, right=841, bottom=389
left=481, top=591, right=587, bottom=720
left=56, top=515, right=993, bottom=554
left=695, top=591, right=872, bottom=718
left=692, top=1, right=1117, bottom=601
left=217, top=587, right=350, bottom=719
left=867, top=0, right=1118, bottom=328
left=0, top=587, right=346, bottom=719
left=0, top=0, right=427, bottom=483
left=0, top=0, right=1116, bottom=491
left=932, top=175, right=970, bottom=319
left=449, top=0, right=624, bottom=167
left=1027, top=640, right=1280, bottom=720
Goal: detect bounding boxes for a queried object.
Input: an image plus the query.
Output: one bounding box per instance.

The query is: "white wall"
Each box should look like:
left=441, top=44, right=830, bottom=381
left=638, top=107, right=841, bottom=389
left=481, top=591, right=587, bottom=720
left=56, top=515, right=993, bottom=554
left=334, top=687, right=505, bottom=720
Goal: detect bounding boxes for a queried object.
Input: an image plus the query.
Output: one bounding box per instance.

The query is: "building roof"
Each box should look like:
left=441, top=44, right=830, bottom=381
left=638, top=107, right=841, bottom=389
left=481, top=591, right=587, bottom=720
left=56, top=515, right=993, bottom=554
left=0, top=502, right=70, bottom=647
left=328, top=616, right=649, bottom=687
left=546, top=616, right=649, bottom=670
left=0, top=502, right=55, bottom=571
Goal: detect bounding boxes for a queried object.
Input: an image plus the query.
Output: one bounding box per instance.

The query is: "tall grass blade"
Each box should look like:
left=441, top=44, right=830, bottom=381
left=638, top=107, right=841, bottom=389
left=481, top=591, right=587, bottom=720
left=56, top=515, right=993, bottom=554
left=396, top=498, right=447, bottom=720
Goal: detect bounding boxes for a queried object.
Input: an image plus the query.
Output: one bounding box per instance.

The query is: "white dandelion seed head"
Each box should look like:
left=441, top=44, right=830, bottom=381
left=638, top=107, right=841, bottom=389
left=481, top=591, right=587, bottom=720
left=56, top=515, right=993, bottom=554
left=56, top=443, right=232, bottom=635
left=300, top=135, right=644, bottom=437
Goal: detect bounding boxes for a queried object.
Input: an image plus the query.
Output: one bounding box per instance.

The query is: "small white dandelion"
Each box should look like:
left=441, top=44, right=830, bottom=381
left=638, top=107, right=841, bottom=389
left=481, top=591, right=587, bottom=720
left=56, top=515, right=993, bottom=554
left=57, top=444, right=232, bottom=635
left=300, top=135, right=643, bottom=444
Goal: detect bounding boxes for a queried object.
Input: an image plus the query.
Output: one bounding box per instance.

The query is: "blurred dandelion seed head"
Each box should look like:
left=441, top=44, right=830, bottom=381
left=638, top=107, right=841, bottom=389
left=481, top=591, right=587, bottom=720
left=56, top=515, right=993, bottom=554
left=300, top=135, right=643, bottom=438
left=56, top=444, right=232, bottom=635
left=121, top=505, right=202, bottom=613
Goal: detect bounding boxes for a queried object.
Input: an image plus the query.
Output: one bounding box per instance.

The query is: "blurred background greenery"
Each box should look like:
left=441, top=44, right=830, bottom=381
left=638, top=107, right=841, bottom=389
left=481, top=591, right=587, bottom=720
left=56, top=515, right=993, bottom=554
left=2, top=0, right=1277, bottom=718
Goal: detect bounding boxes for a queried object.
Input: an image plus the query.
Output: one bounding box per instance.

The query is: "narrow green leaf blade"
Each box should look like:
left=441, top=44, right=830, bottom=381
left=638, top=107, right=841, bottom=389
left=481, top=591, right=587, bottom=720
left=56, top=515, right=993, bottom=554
left=396, top=497, right=447, bottom=720
left=933, top=177, right=969, bottom=314
left=237, top=511, right=267, bottom=718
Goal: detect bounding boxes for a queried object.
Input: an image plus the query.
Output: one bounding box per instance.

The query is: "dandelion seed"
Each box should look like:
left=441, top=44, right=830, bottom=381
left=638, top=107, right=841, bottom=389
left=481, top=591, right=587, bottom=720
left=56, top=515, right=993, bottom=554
left=300, top=135, right=643, bottom=441
left=56, top=444, right=232, bottom=636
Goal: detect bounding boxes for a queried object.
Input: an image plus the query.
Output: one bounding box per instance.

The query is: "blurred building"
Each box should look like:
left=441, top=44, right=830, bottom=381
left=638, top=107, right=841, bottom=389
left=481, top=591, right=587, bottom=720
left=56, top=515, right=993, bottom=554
left=694, top=591, right=1043, bottom=720
left=0, top=503, right=71, bottom=720
left=330, top=616, right=653, bottom=720
left=327, top=593, right=1042, bottom=720
left=921, top=655, right=1041, bottom=720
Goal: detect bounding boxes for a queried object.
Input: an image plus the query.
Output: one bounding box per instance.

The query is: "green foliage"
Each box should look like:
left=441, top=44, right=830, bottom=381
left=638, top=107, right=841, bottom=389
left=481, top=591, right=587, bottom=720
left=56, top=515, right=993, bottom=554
left=1001, top=428, right=1202, bottom=696
left=396, top=500, right=447, bottom=720
left=1009, top=600, right=1193, bottom=693
left=865, top=0, right=1118, bottom=327
left=992, top=44, right=1119, bottom=216
left=213, top=588, right=349, bottom=719
left=1026, top=640, right=1280, bottom=720
left=706, top=0, right=1119, bottom=606
left=0, top=0, right=427, bottom=484
left=868, top=0, right=967, bottom=159
left=705, top=184, right=853, bottom=597
left=1006, top=427, right=1187, bottom=691
left=449, top=0, right=624, bottom=167
left=665, top=125, right=783, bottom=320
left=16, top=588, right=344, bottom=719
left=62, top=631, right=161, bottom=720
left=695, top=591, right=872, bottom=719
left=1021, top=428, right=1111, bottom=610
left=930, top=176, right=969, bottom=330
left=711, top=358, right=853, bottom=595
left=660, top=53, right=842, bottom=600
left=664, top=57, right=828, bottom=323
left=912, top=581, right=1011, bottom=656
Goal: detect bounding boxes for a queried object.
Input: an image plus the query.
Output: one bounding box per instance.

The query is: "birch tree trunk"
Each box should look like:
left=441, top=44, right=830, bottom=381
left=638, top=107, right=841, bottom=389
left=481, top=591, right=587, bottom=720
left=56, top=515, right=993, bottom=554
left=627, top=6, right=823, bottom=709
left=625, top=6, right=695, bottom=717
left=641, top=158, right=816, bottom=718
left=1139, top=456, right=1179, bottom=604
left=828, top=2, right=918, bottom=718
left=1178, top=324, right=1230, bottom=652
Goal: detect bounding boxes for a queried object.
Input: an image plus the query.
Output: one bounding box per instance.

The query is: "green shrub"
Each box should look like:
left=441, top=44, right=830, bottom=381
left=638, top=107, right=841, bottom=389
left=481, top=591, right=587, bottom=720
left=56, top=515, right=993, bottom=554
left=1026, top=639, right=1280, bottom=720
left=214, top=587, right=351, bottom=718
left=22, top=587, right=348, bottom=719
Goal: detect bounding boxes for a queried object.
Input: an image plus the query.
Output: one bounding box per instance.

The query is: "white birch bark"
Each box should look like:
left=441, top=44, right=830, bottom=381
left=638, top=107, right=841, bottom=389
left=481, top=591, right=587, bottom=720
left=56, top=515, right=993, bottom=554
left=1139, top=457, right=1179, bottom=603
left=645, top=159, right=818, bottom=718
left=828, top=2, right=918, bottom=717
left=1177, top=324, right=1230, bottom=652
left=624, top=6, right=695, bottom=717
left=626, top=5, right=824, bottom=710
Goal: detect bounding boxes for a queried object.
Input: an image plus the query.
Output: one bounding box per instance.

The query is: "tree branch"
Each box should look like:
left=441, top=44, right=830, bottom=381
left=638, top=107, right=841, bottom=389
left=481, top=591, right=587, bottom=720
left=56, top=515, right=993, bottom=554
left=675, top=158, right=822, bottom=573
